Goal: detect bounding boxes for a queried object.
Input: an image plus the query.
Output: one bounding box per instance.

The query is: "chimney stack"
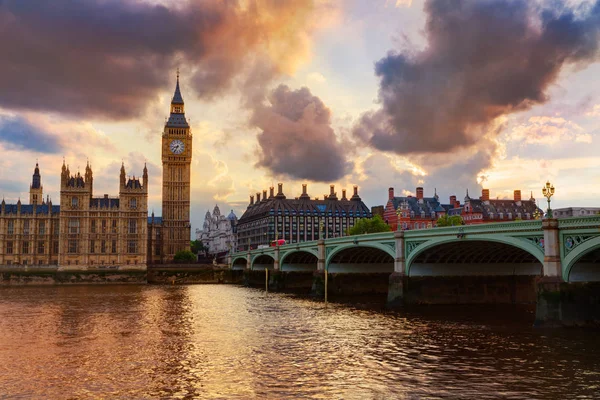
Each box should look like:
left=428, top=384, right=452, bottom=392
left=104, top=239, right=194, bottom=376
left=262, top=190, right=267, bottom=201
left=416, top=187, right=424, bottom=200
left=302, top=184, right=307, bottom=195
left=250, top=195, right=254, bottom=205
left=256, top=192, right=261, bottom=202
left=342, top=189, right=347, bottom=200
left=388, top=187, right=394, bottom=200
left=514, top=190, right=522, bottom=202
left=330, top=185, right=335, bottom=196
left=481, top=189, right=490, bottom=201
left=269, top=186, right=274, bottom=198
left=277, top=183, right=283, bottom=195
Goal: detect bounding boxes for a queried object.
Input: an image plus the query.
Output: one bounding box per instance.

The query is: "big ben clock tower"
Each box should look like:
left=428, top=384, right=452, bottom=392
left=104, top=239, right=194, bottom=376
left=162, top=72, right=192, bottom=259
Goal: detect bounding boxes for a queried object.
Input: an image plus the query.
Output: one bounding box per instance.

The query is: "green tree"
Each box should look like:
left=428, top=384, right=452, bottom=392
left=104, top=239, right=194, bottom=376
left=436, top=214, right=464, bottom=227
left=190, top=240, right=206, bottom=254
left=347, top=215, right=392, bottom=235
left=174, top=249, right=197, bottom=262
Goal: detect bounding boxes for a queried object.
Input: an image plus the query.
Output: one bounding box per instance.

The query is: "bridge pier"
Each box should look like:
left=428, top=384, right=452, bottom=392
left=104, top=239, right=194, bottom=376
left=311, top=240, right=326, bottom=297
left=535, top=218, right=600, bottom=326
left=387, top=231, right=406, bottom=308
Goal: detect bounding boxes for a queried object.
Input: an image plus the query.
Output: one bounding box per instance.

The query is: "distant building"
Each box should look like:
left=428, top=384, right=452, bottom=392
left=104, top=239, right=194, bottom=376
left=371, top=205, right=385, bottom=219
left=384, top=187, right=543, bottom=230
left=236, top=183, right=372, bottom=251
left=195, top=205, right=237, bottom=255
left=553, top=207, right=600, bottom=217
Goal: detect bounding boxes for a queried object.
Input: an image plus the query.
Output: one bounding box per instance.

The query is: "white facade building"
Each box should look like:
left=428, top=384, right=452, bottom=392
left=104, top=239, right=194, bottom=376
left=195, top=205, right=237, bottom=255
left=553, top=207, right=600, bottom=218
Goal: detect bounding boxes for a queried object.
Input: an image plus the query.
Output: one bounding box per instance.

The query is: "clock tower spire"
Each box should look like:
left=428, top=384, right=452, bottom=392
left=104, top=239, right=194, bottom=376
left=161, top=70, right=192, bottom=260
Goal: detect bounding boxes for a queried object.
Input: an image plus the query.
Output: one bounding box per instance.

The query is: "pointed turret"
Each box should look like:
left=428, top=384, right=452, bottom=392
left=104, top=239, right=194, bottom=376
left=120, top=162, right=126, bottom=188
left=143, top=162, right=148, bottom=188
left=30, top=162, right=43, bottom=205
left=166, top=70, right=189, bottom=128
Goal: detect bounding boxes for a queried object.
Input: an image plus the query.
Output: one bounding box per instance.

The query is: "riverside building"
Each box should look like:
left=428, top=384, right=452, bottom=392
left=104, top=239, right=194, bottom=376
left=236, top=183, right=372, bottom=251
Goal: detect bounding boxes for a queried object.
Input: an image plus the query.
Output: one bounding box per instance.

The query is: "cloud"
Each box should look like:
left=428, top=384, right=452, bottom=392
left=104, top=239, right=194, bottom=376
left=508, top=116, right=593, bottom=145
left=251, top=84, right=352, bottom=182
left=0, top=115, right=62, bottom=153
left=0, top=0, right=324, bottom=119
left=586, top=104, right=600, bottom=117
left=353, top=0, right=600, bottom=155
left=308, top=72, right=327, bottom=83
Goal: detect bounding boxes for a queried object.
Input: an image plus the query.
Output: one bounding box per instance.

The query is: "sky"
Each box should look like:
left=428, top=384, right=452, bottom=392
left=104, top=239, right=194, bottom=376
left=1, top=0, right=600, bottom=235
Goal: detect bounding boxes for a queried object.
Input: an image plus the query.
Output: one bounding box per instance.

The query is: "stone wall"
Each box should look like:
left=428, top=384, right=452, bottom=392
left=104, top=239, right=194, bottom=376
left=0, top=268, right=147, bottom=285
left=148, top=265, right=243, bottom=285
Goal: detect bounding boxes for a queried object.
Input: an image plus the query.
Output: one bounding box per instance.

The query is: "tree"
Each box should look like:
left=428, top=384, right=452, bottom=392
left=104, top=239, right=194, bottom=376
left=174, top=249, right=197, bottom=262
left=436, top=214, right=464, bottom=227
left=190, top=240, right=206, bottom=254
left=347, top=215, right=392, bottom=235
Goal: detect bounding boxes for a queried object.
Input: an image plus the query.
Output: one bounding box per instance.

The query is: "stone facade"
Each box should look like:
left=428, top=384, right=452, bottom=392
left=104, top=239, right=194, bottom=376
left=237, top=183, right=371, bottom=251
left=553, top=207, right=600, bottom=218
left=195, top=205, right=237, bottom=255
left=0, top=162, right=148, bottom=269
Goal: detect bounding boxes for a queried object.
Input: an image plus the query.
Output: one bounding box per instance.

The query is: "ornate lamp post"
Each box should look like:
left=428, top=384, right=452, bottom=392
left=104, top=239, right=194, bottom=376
left=396, top=207, right=402, bottom=231
left=319, top=220, right=324, bottom=240
left=542, top=181, right=555, bottom=218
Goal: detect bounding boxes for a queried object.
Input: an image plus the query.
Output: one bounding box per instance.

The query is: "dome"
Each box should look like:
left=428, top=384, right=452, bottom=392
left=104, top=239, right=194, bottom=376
left=227, top=209, right=237, bottom=220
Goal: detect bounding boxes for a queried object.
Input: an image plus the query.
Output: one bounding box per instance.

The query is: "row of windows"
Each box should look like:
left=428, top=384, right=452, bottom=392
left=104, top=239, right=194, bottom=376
left=70, top=219, right=139, bottom=234
left=72, top=240, right=138, bottom=254
left=3, top=220, right=58, bottom=235
left=5, top=241, right=58, bottom=254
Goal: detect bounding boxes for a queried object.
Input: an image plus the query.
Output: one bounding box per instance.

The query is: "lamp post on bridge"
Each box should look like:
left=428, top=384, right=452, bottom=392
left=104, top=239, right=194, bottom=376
left=542, top=181, right=555, bottom=218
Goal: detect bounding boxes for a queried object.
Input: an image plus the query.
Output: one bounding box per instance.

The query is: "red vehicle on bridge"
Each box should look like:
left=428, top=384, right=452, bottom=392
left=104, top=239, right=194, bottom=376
left=270, top=239, right=287, bottom=247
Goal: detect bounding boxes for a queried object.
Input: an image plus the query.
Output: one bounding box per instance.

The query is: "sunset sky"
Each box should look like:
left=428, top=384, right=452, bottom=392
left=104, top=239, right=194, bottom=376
left=1, top=0, right=600, bottom=233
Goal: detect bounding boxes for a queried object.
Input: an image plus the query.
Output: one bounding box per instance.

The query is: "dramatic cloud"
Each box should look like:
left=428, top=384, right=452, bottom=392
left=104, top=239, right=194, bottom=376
left=354, top=0, right=600, bottom=154
left=251, top=84, right=352, bottom=182
left=0, top=0, right=322, bottom=119
left=0, top=115, right=62, bottom=153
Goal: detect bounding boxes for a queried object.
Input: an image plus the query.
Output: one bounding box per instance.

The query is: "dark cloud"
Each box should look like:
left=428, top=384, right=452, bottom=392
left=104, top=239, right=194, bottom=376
left=0, top=115, right=62, bottom=153
left=0, top=0, right=318, bottom=119
left=353, top=0, right=600, bottom=154
left=251, top=84, right=352, bottom=182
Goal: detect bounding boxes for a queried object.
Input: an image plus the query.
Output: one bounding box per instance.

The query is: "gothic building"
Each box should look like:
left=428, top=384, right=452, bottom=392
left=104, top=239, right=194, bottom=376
left=0, top=73, right=193, bottom=268
left=236, top=183, right=372, bottom=251
left=0, top=162, right=147, bottom=268
left=195, top=205, right=237, bottom=255
left=146, top=72, right=193, bottom=263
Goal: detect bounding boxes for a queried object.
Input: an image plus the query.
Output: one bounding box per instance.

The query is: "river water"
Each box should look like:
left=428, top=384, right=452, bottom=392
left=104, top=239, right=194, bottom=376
left=0, top=285, right=599, bottom=399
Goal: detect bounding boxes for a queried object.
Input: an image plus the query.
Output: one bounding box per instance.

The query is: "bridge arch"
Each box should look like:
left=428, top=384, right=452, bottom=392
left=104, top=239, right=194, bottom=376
left=407, top=237, right=544, bottom=277
left=564, top=236, right=600, bottom=282
left=280, top=250, right=318, bottom=272
left=231, top=256, right=247, bottom=270
left=326, top=243, right=395, bottom=273
left=251, top=254, right=275, bottom=270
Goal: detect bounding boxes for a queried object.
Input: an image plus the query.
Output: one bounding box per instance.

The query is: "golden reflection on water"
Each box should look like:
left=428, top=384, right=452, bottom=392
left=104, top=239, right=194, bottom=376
left=1, top=285, right=599, bottom=399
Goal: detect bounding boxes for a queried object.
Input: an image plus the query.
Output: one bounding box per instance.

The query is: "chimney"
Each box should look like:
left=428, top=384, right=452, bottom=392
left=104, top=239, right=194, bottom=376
left=300, top=184, right=309, bottom=199
left=481, top=189, right=490, bottom=201
left=351, top=185, right=361, bottom=200
left=450, top=195, right=456, bottom=205
left=269, top=186, right=274, bottom=198
left=330, top=185, right=335, bottom=196
left=514, top=190, right=522, bottom=202
left=416, top=187, right=424, bottom=200
left=256, top=192, right=261, bottom=202
left=342, top=189, right=347, bottom=200
left=388, top=187, right=394, bottom=200
left=250, top=195, right=254, bottom=205
left=302, top=184, right=307, bottom=195
left=354, top=186, right=358, bottom=196
left=277, top=183, right=283, bottom=195
left=262, top=190, right=267, bottom=201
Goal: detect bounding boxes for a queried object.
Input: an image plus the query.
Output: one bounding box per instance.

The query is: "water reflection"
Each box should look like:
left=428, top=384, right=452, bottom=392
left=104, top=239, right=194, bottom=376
left=0, top=285, right=599, bottom=399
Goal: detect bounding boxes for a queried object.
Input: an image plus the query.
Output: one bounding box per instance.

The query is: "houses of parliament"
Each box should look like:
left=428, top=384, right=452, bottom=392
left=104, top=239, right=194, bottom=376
left=0, top=75, right=192, bottom=269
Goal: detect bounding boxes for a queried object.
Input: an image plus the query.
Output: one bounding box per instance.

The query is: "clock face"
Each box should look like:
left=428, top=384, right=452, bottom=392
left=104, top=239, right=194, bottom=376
left=170, top=139, right=184, bottom=154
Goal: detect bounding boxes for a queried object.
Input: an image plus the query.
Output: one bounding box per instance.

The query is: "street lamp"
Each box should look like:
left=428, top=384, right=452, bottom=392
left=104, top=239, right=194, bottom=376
left=396, top=207, right=402, bottom=231
left=542, top=181, right=555, bottom=218
left=319, top=220, right=324, bottom=240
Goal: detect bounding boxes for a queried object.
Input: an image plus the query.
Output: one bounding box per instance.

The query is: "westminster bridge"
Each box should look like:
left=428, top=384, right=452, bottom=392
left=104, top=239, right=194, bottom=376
left=230, top=216, right=600, bottom=326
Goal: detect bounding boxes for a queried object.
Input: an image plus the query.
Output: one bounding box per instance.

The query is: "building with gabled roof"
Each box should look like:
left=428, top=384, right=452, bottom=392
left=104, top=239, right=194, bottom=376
left=236, top=183, right=371, bottom=251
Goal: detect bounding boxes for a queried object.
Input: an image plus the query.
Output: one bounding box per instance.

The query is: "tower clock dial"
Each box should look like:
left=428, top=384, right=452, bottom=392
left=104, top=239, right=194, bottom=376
left=170, top=139, right=184, bottom=154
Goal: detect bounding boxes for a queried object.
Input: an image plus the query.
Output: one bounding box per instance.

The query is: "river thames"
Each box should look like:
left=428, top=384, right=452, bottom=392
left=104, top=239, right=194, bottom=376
left=0, top=285, right=599, bottom=399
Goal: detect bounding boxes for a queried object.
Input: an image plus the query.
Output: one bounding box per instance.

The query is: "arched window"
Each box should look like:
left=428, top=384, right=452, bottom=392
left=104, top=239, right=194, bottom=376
left=130, top=198, right=137, bottom=209
left=71, top=197, right=78, bottom=208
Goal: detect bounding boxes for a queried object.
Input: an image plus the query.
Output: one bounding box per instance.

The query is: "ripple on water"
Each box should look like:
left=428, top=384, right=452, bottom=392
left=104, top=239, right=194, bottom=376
left=0, top=285, right=599, bottom=399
